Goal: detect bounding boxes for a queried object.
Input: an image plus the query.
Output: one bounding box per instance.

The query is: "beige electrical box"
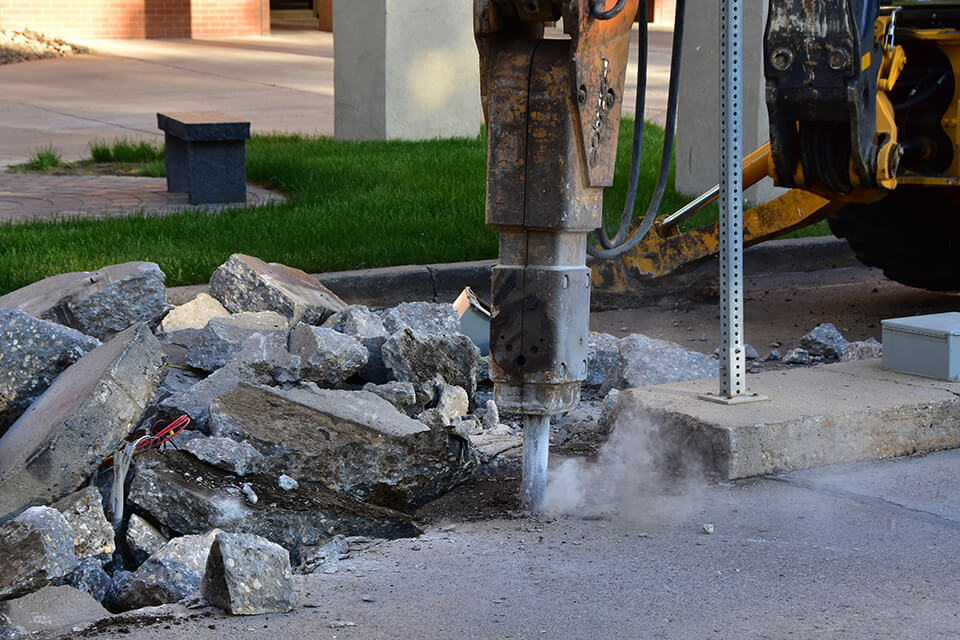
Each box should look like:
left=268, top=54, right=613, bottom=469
left=881, top=312, right=960, bottom=380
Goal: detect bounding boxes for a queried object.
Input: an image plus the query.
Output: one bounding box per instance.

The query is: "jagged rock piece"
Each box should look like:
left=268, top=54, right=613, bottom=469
left=0, top=261, right=167, bottom=340
left=62, top=558, right=112, bottom=603
left=208, top=384, right=475, bottom=511
left=840, top=337, right=882, bottom=362
left=0, top=323, right=164, bottom=519
left=361, top=381, right=417, bottom=413
left=0, top=507, right=78, bottom=600
left=185, top=311, right=288, bottom=372
left=110, top=530, right=220, bottom=611
left=159, top=292, right=229, bottom=334
left=381, top=302, right=461, bottom=336
left=381, top=328, right=481, bottom=400
left=201, top=532, right=296, bottom=615
left=586, top=332, right=621, bottom=388
left=125, top=515, right=168, bottom=568
left=601, top=333, right=719, bottom=391
left=182, top=436, right=265, bottom=476
left=0, top=585, right=109, bottom=635
left=481, top=399, right=500, bottom=431
left=52, top=488, right=114, bottom=561
left=289, top=323, right=368, bottom=385
left=160, top=333, right=300, bottom=428
left=209, top=254, right=346, bottom=325
left=324, top=305, right=391, bottom=384
left=0, top=309, right=100, bottom=436
left=435, top=384, right=469, bottom=425
left=799, top=323, right=849, bottom=361
left=783, top=348, right=810, bottom=365
left=127, top=450, right=420, bottom=556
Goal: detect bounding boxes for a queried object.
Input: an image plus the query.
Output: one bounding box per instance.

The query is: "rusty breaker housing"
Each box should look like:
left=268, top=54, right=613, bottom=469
left=475, top=0, right=638, bottom=415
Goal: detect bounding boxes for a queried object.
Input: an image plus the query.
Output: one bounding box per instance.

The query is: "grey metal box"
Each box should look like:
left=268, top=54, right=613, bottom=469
left=881, top=312, right=960, bottom=380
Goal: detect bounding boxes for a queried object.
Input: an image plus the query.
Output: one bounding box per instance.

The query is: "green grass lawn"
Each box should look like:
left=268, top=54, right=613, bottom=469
left=0, top=121, right=828, bottom=295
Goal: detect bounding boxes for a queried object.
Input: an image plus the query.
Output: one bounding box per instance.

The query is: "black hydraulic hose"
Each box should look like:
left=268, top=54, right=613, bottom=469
left=597, top=0, right=648, bottom=249
left=592, top=0, right=627, bottom=20
left=588, top=0, right=685, bottom=260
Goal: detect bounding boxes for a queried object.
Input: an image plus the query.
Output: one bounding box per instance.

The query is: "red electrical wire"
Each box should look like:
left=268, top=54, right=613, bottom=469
left=99, top=414, right=191, bottom=470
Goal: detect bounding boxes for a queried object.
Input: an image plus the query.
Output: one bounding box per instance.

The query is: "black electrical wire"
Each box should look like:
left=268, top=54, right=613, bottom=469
left=588, top=0, right=685, bottom=260
left=592, top=0, right=627, bottom=20
left=597, top=0, right=648, bottom=249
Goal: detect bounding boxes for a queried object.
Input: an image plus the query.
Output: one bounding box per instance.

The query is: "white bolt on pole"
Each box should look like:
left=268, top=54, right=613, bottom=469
left=701, top=0, right=766, bottom=406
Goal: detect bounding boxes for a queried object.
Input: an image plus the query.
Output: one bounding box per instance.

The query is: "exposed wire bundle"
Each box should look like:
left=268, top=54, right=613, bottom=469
left=98, top=414, right=191, bottom=470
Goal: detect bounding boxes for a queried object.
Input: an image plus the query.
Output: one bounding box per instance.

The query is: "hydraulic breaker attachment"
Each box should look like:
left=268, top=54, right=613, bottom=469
left=475, top=0, right=638, bottom=509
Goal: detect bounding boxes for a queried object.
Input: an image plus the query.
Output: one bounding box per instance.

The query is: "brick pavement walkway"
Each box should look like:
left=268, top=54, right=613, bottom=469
left=0, top=173, right=283, bottom=224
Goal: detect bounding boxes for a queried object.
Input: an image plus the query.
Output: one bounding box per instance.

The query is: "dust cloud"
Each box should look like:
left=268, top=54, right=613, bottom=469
left=543, top=409, right=708, bottom=525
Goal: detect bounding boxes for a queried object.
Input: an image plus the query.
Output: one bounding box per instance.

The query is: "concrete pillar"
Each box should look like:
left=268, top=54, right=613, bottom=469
left=675, top=0, right=782, bottom=204
left=333, top=0, right=483, bottom=141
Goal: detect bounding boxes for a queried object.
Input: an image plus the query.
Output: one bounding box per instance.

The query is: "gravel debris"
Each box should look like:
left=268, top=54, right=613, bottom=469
left=0, top=30, right=87, bottom=64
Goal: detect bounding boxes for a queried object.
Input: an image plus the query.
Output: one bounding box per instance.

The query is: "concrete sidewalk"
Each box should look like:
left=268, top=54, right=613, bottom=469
left=0, top=23, right=671, bottom=167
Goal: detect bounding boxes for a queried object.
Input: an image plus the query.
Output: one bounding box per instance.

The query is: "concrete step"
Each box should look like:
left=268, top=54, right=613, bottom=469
left=607, top=359, right=960, bottom=479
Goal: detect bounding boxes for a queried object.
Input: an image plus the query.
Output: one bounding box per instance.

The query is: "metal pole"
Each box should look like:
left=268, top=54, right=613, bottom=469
left=701, top=0, right=765, bottom=405
left=521, top=414, right=551, bottom=511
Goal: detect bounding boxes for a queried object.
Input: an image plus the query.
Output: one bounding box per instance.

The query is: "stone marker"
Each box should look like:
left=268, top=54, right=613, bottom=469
left=51, top=487, right=115, bottom=561
left=125, top=515, right=168, bottom=568
left=323, top=305, right=390, bottom=383
left=381, top=301, right=461, bottom=336
left=0, top=507, right=78, bottom=600
left=601, top=333, right=719, bottom=391
left=0, top=309, right=101, bottom=435
left=159, top=292, right=229, bottom=334
left=185, top=311, right=288, bottom=372
left=381, top=328, right=481, bottom=400
left=110, top=530, right=220, bottom=611
left=209, top=254, right=346, bottom=325
left=208, top=384, right=476, bottom=511
left=127, top=450, right=420, bottom=556
left=0, top=585, right=109, bottom=634
left=289, top=323, right=368, bottom=385
left=201, top=532, right=296, bottom=615
left=0, top=324, right=164, bottom=520
left=182, top=436, right=265, bottom=476
left=0, top=262, right=167, bottom=340
left=62, top=558, right=112, bottom=603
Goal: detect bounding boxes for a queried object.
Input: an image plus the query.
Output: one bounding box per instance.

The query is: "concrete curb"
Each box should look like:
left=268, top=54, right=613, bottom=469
left=168, top=236, right=857, bottom=308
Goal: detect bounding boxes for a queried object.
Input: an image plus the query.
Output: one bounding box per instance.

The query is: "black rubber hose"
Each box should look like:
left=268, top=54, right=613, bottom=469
left=588, top=0, right=685, bottom=260
left=592, top=0, right=627, bottom=20
left=597, top=0, right=648, bottom=249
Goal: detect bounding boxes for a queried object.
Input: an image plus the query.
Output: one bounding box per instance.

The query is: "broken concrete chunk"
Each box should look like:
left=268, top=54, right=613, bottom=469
left=381, top=328, right=481, bottom=400
left=185, top=311, right=288, bottom=372
left=209, top=254, right=346, bottom=325
left=52, top=487, right=114, bottom=561
left=0, top=261, right=167, bottom=340
left=361, top=381, right=417, bottom=413
left=435, top=384, right=469, bottom=425
left=598, top=389, right=620, bottom=429
left=381, top=301, right=461, bottom=336
left=127, top=450, right=420, bottom=556
left=0, top=507, right=78, bottom=600
left=289, top=323, right=368, bottom=385
left=586, top=332, right=621, bottom=388
left=159, top=292, right=229, bottom=334
left=481, top=399, right=500, bottom=431
left=840, top=337, right=882, bottom=362
left=125, top=515, right=168, bottom=568
left=601, top=333, right=719, bottom=391
left=62, top=558, right=112, bottom=603
left=324, top=307, right=390, bottom=384
left=0, top=585, right=109, bottom=635
left=201, top=532, right=296, bottom=615
left=0, top=309, right=101, bottom=436
left=110, top=530, right=220, bottom=611
left=0, top=323, right=164, bottom=519
left=182, top=436, right=265, bottom=477
left=744, top=344, right=761, bottom=360
left=160, top=333, right=300, bottom=428
left=799, top=323, right=849, bottom=361
left=208, top=384, right=476, bottom=512
left=278, top=475, right=299, bottom=491
left=783, top=347, right=810, bottom=365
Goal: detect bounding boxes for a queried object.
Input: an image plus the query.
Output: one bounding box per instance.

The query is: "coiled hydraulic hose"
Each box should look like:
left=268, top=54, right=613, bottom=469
left=588, top=0, right=685, bottom=259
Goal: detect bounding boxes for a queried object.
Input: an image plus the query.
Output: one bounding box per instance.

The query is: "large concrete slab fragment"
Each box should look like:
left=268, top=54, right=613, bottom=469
left=608, top=360, right=960, bottom=479
left=0, top=324, right=164, bottom=520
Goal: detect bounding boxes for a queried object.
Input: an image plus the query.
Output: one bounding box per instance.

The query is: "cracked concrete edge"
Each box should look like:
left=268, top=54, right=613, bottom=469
left=167, top=236, right=855, bottom=308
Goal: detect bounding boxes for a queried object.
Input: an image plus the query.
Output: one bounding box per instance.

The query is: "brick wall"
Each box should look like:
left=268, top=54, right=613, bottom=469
left=0, top=0, right=270, bottom=38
